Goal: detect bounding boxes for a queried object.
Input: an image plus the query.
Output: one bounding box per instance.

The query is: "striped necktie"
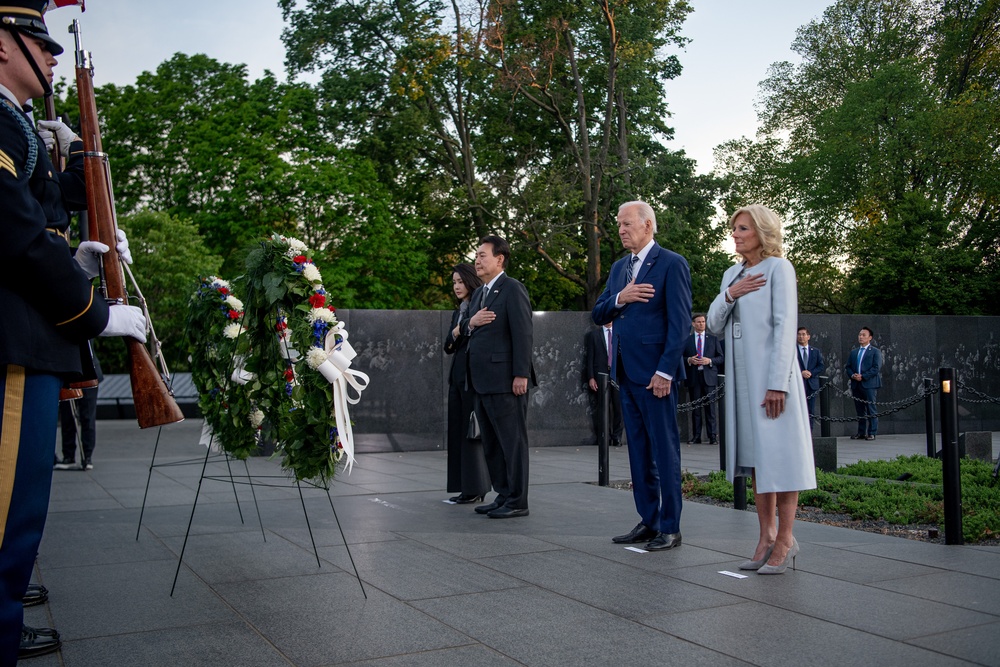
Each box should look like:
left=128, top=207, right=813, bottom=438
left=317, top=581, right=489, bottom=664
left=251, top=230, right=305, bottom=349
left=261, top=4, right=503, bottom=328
left=625, top=255, right=638, bottom=283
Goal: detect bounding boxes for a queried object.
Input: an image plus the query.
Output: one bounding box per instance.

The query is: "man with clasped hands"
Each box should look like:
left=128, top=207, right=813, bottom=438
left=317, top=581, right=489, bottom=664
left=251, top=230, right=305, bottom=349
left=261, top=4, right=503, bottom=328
left=462, top=236, right=535, bottom=519
left=592, top=201, right=692, bottom=551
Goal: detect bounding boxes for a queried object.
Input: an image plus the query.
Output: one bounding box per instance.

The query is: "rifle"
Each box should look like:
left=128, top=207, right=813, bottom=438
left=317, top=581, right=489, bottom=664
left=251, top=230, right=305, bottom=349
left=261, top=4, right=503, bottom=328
left=44, top=95, right=100, bottom=401
left=71, top=19, right=184, bottom=428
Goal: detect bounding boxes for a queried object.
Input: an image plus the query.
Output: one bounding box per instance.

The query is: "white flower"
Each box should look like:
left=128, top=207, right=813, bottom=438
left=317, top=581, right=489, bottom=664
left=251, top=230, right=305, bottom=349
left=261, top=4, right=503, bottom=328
left=302, top=263, right=322, bottom=283
left=212, top=277, right=230, bottom=289
left=307, top=307, right=335, bottom=324
left=223, top=323, right=245, bottom=339
left=306, top=347, right=328, bottom=369
left=286, top=237, right=307, bottom=252
left=250, top=410, right=265, bottom=428
left=224, top=295, right=243, bottom=311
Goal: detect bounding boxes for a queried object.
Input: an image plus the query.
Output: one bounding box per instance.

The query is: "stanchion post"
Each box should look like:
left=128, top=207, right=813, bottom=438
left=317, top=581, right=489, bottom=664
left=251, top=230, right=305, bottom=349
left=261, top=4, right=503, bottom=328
left=938, top=368, right=963, bottom=545
left=924, top=377, right=936, bottom=458
left=819, top=375, right=831, bottom=437
left=598, top=372, right=609, bottom=487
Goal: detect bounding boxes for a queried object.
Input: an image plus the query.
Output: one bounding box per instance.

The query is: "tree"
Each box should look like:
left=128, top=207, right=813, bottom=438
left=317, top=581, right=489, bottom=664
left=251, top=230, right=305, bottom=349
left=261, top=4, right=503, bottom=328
left=716, top=0, right=1000, bottom=314
left=281, top=0, right=728, bottom=310
left=92, top=211, right=222, bottom=373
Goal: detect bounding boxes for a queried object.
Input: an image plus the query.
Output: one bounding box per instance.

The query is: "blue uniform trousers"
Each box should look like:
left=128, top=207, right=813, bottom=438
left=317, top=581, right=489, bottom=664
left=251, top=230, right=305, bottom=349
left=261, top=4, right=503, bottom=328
left=0, top=366, right=60, bottom=665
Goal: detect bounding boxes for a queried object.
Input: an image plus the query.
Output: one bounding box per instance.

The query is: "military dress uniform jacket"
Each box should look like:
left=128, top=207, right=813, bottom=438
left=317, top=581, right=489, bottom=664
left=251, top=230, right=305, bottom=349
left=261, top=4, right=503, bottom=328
left=0, top=97, right=108, bottom=375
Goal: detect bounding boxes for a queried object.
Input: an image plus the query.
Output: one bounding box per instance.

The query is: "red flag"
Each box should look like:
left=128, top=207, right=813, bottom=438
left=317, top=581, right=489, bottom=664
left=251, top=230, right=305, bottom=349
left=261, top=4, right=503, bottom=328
left=46, top=0, right=86, bottom=11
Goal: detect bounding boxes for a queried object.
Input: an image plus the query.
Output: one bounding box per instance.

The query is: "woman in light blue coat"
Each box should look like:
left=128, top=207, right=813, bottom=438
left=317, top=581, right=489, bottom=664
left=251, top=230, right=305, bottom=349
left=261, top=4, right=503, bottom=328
left=707, top=205, right=816, bottom=575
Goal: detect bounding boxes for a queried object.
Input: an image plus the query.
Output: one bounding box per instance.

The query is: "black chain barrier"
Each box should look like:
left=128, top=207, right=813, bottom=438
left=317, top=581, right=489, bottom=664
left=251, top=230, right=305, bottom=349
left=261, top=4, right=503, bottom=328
left=672, top=377, right=998, bottom=421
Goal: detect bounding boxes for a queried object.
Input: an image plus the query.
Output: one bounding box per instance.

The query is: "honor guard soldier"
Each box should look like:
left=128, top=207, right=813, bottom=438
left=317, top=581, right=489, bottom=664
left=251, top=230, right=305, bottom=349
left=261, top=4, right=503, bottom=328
left=0, top=1, right=146, bottom=661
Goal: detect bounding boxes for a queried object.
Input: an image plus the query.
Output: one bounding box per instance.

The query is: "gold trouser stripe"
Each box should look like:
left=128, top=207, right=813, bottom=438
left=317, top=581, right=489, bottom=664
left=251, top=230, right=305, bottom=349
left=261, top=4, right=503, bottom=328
left=0, top=365, right=26, bottom=550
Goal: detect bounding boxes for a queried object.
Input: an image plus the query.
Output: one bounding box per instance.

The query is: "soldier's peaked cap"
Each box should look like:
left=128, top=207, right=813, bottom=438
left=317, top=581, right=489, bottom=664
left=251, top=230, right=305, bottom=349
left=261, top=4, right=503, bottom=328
left=0, top=1, right=64, bottom=55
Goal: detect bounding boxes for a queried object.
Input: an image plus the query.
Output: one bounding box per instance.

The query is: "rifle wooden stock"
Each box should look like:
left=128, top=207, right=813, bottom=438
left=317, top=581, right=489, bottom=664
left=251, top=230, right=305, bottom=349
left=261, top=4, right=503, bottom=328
left=75, top=53, right=184, bottom=428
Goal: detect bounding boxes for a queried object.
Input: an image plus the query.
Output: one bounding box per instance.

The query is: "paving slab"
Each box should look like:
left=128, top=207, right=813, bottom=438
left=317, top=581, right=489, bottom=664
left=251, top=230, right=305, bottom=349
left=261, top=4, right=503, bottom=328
left=24, top=420, right=1000, bottom=666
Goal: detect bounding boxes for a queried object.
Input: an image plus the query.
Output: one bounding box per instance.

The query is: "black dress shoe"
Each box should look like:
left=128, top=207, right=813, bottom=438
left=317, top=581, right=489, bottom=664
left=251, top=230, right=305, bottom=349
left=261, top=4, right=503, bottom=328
left=612, top=522, right=658, bottom=544
left=475, top=501, right=502, bottom=515
left=487, top=506, right=529, bottom=519
left=22, top=583, right=48, bottom=607
left=850, top=434, right=864, bottom=440
left=708, top=438, right=718, bottom=446
left=611, top=439, right=622, bottom=447
left=645, top=532, right=682, bottom=550
left=453, top=494, right=484, bottom=504
left=19, top=624, right=61, bottom=659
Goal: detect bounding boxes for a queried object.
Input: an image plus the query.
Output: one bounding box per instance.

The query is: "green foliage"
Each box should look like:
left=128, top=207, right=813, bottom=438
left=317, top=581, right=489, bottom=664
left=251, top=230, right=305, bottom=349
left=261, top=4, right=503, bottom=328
left=238, top=235, right=346, bottom=483
left=717, top=0, right=1000, bottom=314
left=92, top=211, right=222, bottom=374
left=185, top=277, right=258, bottom=459
left=281, top=0, right=722, bottom=309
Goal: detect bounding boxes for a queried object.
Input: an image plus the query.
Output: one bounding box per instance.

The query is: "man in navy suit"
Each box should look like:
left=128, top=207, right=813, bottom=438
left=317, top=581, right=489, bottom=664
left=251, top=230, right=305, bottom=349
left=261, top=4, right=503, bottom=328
left=797, top=327, right=825, bottom=421
left=463, top=236, right=535, bottom=518
left=844, top=327, right=882, bottom=440
left=683, top=314, right=723, bottom=445
left=584, top=323, right=623, bottom=447
left=592, top=201, right=692, bottom=551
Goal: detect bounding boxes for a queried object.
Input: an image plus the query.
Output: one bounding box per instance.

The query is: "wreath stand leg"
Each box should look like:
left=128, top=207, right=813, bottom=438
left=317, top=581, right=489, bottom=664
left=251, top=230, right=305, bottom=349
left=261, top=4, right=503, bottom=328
left=136, top=425, right=255, bottom=542
left=327, top=486, right=367, bottom=598
left=170, top=433, right=215, bottom=597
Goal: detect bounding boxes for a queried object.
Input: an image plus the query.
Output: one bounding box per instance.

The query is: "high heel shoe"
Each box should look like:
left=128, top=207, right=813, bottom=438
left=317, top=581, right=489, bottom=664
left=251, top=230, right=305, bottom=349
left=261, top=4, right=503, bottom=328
left=757, top=537, right=799, bottom=575
left=738, top=543, right=775, bottom=571
left=451, top=494, right=485, bottom=504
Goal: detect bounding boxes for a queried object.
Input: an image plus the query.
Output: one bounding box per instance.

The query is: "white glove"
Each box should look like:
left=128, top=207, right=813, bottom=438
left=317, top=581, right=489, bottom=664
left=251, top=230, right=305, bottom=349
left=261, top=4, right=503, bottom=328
left=100, top=305, right=147, bottom=343
left=37, top=119, right=79, bottom=155
left=115, top=228, right=133, bottom=265
left=74, top=241, right=109, bottom=279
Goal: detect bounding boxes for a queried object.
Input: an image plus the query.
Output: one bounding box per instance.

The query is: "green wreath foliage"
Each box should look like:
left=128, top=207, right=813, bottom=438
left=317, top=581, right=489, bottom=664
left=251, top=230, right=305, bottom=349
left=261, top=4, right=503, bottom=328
left=185, top=276, right=259, bottom=459
left=238, top=235, right=344, bottom=484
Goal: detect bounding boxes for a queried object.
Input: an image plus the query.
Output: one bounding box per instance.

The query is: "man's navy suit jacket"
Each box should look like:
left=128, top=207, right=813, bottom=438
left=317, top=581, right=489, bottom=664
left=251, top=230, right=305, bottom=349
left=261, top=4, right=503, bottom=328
left=591, top=242, right=691, bottom=385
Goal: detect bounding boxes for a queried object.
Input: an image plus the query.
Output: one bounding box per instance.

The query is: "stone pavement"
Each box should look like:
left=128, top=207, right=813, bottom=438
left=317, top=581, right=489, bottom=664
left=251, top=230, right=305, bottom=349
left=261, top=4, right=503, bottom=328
left=24, top=421, right=1000, bottom=666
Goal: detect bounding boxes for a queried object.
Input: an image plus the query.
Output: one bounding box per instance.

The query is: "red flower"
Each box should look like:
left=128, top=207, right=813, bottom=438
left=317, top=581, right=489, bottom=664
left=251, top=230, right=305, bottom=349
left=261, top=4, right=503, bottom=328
left=328, top=306, right=336, bottom=313
left=292, top=254, right=307, bottom=264
left=228, top=309, right=241, bottom=320
left=309, top=293, right=326, bottom=308
left=275, top=320, right=288, bottom=331
left=284, top=368, right=295, bottom=382
left=218, top=287, right=229, bottom=295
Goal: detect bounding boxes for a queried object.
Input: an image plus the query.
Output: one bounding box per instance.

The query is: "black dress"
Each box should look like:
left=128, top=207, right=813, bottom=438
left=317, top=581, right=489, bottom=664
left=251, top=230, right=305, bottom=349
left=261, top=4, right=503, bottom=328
left=444, top=305, right=490, bottom=496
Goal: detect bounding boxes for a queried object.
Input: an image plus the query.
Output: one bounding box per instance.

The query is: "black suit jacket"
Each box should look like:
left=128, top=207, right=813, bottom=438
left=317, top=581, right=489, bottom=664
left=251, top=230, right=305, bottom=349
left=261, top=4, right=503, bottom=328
left=796, top=346, right=825, bottom=392
left=444, top=307, right=470, bottom=386
left=683, top=332, right=723, bottom=387
left=585, top=327, right=612, bottom=382
left=463, top=273, right=535, bottom=394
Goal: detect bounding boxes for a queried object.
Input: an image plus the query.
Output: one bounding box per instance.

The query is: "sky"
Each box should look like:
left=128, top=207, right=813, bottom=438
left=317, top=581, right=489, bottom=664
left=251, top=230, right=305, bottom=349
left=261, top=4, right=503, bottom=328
left=44, top=0, right=833, bottom=175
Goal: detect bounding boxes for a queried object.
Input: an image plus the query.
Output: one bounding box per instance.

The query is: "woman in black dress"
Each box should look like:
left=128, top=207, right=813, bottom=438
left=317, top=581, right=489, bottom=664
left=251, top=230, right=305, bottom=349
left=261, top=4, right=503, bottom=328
left=444, top=263, right=491, bottom=503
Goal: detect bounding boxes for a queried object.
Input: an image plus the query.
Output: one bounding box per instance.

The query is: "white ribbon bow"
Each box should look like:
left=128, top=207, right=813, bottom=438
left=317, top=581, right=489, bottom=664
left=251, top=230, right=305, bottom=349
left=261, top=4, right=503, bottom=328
left=314, top=322, right=370, bottom=473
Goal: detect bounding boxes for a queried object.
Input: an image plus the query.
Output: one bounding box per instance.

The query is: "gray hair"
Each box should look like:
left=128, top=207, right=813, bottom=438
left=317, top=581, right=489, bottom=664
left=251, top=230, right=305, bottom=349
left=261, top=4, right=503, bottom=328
left=618, top=200, right=658, bottom=234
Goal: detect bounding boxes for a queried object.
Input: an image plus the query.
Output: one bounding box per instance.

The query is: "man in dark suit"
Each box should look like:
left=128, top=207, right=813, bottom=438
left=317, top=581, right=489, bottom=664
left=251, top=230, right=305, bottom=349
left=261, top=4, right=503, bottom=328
left=584, top=323, right=623, bottom=447
left=592, top=201, right=692, bottom=551
left=844, top=326, right=882, bottom=440
left=683, top=313, right=722, bottom=445
left=797, top=327, right=825, bottom=421
left=463, top=236, right=535, bottom=518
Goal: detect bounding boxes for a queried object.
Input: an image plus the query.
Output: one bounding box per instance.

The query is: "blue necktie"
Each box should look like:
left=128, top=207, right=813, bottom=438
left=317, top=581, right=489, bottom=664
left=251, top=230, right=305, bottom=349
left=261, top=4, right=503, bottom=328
left=625, top=255, right=638, bottom=284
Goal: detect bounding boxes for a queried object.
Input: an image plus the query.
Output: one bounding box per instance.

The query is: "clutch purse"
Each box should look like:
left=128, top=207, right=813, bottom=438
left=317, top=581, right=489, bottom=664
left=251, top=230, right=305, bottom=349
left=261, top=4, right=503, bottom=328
left=467, top=411, right=482, bottom=441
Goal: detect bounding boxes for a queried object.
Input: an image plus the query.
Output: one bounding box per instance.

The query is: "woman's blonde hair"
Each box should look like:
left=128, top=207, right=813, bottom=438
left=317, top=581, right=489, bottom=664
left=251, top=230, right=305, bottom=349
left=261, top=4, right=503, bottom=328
left=729, top=204, right=784, bottom=259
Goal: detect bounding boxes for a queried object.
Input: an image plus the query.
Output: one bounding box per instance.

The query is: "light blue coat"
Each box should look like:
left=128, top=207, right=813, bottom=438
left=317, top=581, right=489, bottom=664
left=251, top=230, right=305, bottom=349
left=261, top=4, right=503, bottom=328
left=707, top=257, right=816, bottom=494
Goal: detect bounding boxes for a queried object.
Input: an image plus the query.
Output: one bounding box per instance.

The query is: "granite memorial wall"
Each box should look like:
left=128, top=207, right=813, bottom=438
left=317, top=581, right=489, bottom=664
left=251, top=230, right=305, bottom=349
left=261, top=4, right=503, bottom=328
left=335, top=310, right=1000, bottom=453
